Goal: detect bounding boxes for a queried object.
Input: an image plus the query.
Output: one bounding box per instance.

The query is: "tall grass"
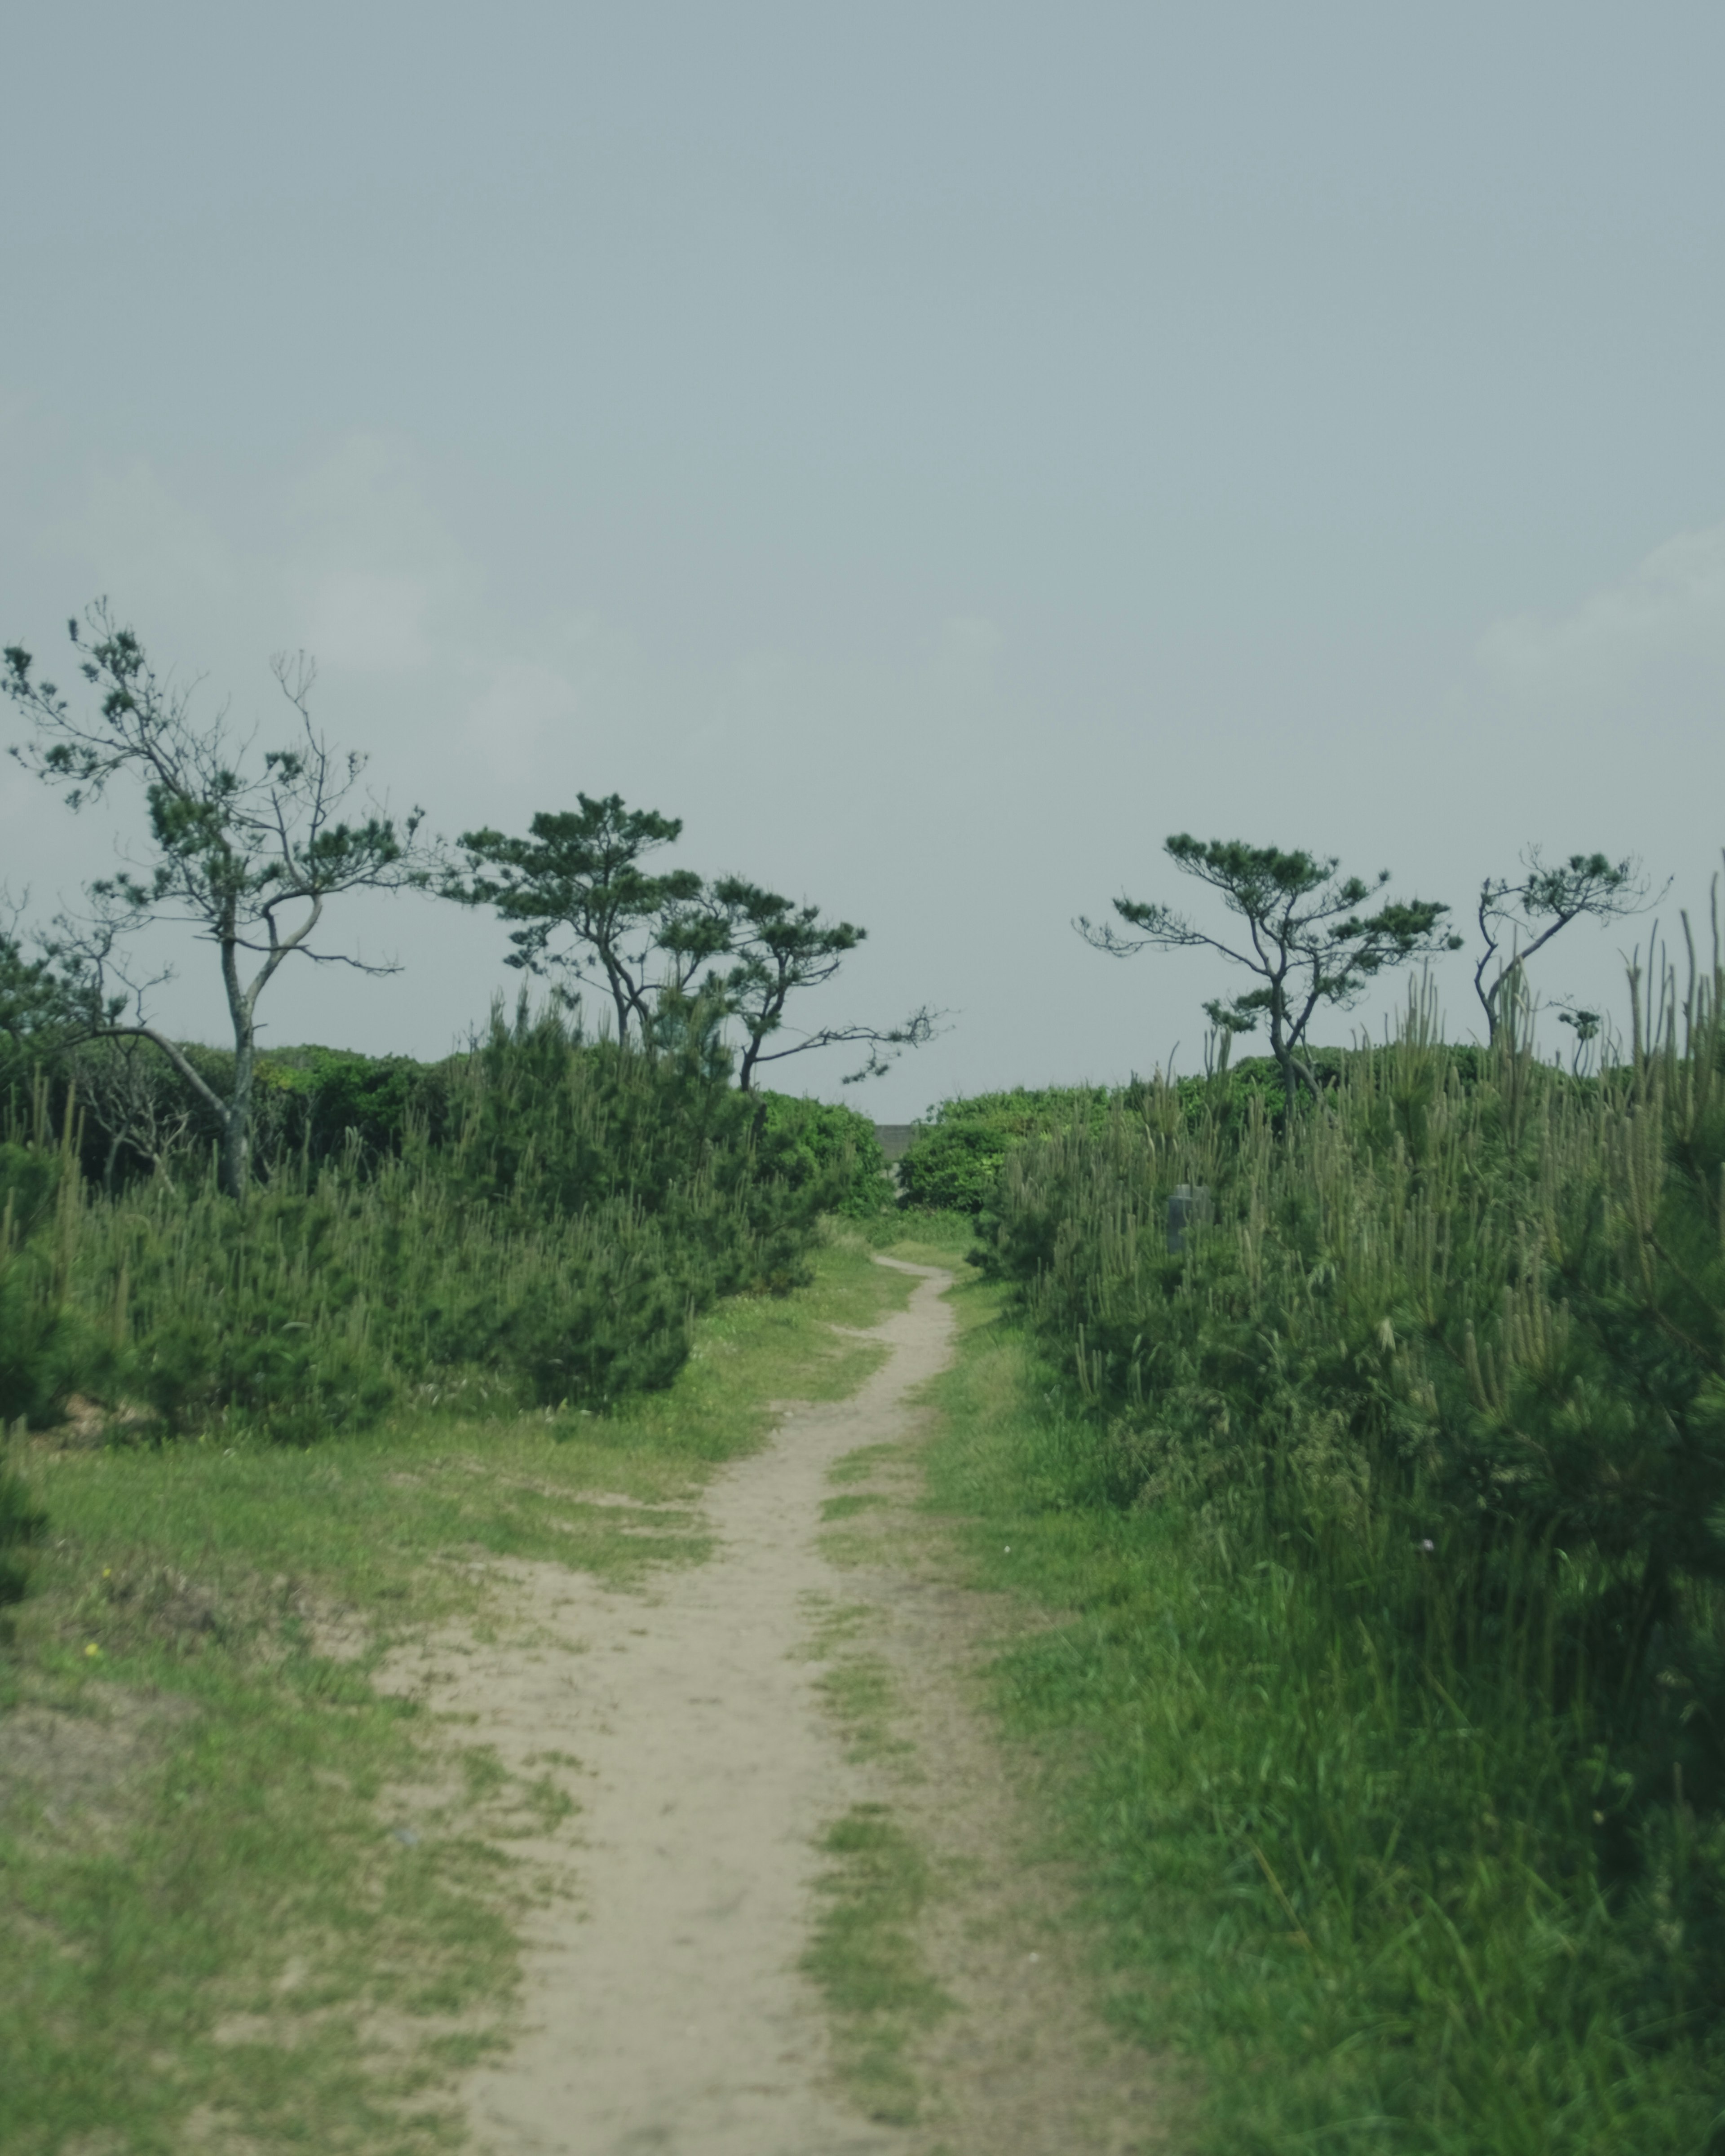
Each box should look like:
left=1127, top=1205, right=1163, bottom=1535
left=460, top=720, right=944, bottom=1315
left=970, top=925, right=1725, bottom=2148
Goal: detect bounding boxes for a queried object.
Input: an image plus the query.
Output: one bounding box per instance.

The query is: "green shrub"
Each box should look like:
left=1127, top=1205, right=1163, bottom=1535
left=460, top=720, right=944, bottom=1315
left=897, top=1070, right=1330, bottom=1213
left=759, top=1095, right=893, bottom=1218
left=0, top=1129, right=58, bottom=1631
left=0, top=1441, right=44, bottom=1631
left=0, top=1125, right=97, bottom=1428
left=898, top=1087, right=1113, bottom=1212
left=13, top=999, right=834, bottom=1441
left=975, top=969, right=1725, bottom=2146
left=251, top=1045, right=451, bottom=1165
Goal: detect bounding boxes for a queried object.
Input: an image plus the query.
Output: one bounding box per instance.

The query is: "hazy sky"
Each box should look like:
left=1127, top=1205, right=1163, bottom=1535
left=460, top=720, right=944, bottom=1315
left=4, top=3, right=1722, bottom=1114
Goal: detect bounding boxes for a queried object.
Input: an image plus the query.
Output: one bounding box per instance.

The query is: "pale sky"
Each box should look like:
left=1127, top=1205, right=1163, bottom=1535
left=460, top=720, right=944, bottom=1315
left=4, top=3, right=1722, bottom=1115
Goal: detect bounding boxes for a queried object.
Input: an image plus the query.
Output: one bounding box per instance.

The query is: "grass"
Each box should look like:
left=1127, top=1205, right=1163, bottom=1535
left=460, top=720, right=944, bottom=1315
left=871, top=1210, right=979, bottom=1272
left=803, top=1804, right=952, bottom=2126
left=0, top=1223, right=912, bottom=2156
left=917, top=1268, right=1725, bottom=2156
left=820, top=1492, right=887, bottom=1521
left=796, top=1233, right=969, bottom=2132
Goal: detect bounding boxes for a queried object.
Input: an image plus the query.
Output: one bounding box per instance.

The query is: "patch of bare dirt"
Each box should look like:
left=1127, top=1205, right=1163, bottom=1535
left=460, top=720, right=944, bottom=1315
left=0, top=1683, right=197, bottom=1832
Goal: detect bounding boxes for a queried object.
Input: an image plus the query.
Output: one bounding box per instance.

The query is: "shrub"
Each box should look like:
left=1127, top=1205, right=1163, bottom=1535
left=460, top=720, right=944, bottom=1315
left=0, top=1442, right=44, bottom=1632
left=977, top=967, right=1725, bottom=2132
left=759, top=1094, right=893, bottom=1218
left=898, top=1087, right=1114, bottom=1212
left=0, top=1122, right=96, bottom=1428
left=0, top=1127, right=58, bottom=1631
left=9, top=999, right=834, bottom=1441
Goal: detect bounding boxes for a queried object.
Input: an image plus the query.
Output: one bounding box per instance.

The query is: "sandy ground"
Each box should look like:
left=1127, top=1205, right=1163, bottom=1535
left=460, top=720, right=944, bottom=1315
left=378, top=1260, right=1164, bottom=2156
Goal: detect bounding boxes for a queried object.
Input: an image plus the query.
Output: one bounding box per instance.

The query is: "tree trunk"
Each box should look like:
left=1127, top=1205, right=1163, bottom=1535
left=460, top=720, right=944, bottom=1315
left=219, top=914, right=256, bottom=1200
left=737, top=1023, right=770, bottom=1092
left=220, top=1024, right=255, bottom=1199
left=1266, top=1007, right=1302, bottom=1111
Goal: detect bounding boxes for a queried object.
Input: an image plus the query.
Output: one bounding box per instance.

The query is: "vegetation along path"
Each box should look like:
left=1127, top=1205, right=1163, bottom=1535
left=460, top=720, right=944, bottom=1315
left=386, top=1252, right=1157, bottom=2156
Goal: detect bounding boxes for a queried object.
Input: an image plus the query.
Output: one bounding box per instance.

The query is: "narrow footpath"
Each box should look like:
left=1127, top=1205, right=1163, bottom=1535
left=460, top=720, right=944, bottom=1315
left=379, top=1260, right=1163, bottom=2156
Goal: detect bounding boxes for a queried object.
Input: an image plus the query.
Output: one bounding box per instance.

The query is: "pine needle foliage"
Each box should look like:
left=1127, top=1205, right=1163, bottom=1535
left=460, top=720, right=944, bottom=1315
left=976, top=925, right=1725, bottom=2146
left=0, top=1001, right=849, bottom=1445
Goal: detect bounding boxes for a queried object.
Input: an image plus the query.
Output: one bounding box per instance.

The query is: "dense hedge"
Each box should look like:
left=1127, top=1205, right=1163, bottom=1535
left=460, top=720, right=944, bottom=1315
left=900, top=1052, right=1505, bottom=1215
left=897, top=1063, right=1320, bottom=1212
left=758, top=1094, right=893, bottom=1219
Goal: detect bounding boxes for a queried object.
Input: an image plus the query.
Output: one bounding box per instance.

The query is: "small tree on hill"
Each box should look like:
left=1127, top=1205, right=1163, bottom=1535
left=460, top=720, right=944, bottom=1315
left=706, top=877, right=940, bottom=1091
left=445, top=797, right=713, bottom=1048
left=447, top=804, right=942, bottom=1087
left=1079, top=835, right=1461, bottom=1103
left=3, top=605, right=433, bottom=1197
left=1473, top=850, right=1654, bottom=1045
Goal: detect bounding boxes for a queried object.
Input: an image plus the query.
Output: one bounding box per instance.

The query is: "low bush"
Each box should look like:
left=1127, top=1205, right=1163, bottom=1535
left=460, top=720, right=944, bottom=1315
left=761, top=1095, right=894, bottom=1219
left=0, top=1435, right=44, bottom=1630
left=897, top=1087, right=1111, bottom=1212
left=898, top=1062, right=1346, bottom=1213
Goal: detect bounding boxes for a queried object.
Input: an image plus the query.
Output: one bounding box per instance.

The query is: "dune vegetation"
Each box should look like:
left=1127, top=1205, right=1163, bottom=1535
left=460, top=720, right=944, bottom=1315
left=901, top=934, right=1725, bottom=2150
left=2, top=627, right=1720, bottom=2150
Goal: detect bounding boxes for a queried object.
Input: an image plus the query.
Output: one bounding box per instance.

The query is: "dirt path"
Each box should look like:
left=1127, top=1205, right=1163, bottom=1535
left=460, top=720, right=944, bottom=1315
left=379, top=1260, right=1162, bottom=2155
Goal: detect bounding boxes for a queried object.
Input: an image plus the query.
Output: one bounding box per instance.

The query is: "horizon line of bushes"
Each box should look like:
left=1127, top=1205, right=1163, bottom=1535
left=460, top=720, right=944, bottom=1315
left=895, top=1046, right=1525, bottom=1212
left=1, top=1026, right=882, bottom=1200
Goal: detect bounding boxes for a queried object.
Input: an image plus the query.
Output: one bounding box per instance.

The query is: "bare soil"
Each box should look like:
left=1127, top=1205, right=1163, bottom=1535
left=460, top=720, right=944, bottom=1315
left=377, top=1260, right=1165, bottom=2155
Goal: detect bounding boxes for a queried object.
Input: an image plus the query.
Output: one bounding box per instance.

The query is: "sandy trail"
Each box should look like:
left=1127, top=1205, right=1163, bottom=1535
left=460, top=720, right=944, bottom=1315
left=382, top=1261, right=952, bottom=2155
left=379, top=1259, right=1163, bottom=2155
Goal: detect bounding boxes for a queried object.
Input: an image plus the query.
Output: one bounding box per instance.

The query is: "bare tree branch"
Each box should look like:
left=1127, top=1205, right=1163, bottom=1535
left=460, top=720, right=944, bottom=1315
left=3, top=605, right=435, bottom=1194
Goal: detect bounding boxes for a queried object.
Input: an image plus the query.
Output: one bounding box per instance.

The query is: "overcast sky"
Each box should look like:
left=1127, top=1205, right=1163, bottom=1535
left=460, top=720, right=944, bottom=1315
left=4, top=3, right=1722, bottom=1115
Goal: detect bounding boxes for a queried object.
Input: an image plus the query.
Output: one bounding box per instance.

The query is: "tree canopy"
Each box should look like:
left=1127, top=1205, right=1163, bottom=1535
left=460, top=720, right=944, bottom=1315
left=1473, top=849, right=1654, bottom=1044
left=1079, top=835, right=1461, bottom=1100
left=446, top=801, right=940, bottom=1088
left=446, top=797, right=711, bottom=1049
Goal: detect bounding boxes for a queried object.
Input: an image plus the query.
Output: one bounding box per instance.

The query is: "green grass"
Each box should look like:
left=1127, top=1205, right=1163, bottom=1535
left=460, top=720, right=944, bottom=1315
left=803, top=1804, right=952, bottom=2126
left=798, top=1325, right=962, bottom=2129
left=0, top=1226, right=910, bottom=2156
left=820, top=1492, right=887, bottom=1521
left=917, top=1277, right=1725, bottom=2156
left=873, top=1210, right=979, bottom=1270
left=827, top=1443, right=903, bottom=1487
left=817, top=1654, right=907, bottom=1764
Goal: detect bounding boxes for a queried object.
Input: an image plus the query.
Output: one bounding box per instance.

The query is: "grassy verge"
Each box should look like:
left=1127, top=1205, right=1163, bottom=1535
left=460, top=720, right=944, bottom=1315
left=0, top=1224, right=908, bottom=2156
left=917, top=1272, right=1724, bottom=2156
left=871, top=1211, right=980, bottom=1272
